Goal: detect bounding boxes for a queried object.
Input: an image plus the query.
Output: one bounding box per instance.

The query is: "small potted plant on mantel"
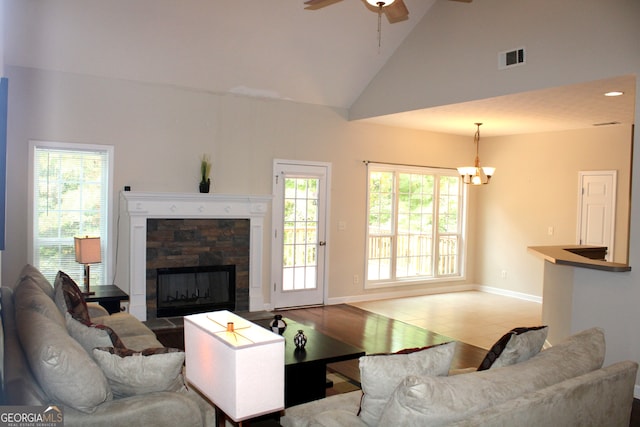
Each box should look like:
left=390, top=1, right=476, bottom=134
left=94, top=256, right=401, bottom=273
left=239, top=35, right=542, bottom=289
left=199, top=154, right=212, bottom=193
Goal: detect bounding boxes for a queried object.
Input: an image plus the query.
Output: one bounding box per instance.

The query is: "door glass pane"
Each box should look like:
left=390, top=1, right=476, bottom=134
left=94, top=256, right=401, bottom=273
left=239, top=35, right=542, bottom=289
left=282, top=177, right=319, bottom=291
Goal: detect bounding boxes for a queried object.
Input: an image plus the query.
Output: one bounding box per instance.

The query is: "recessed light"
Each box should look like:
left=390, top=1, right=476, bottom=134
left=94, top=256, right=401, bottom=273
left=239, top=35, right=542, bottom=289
left=604, top=91, right=624, bottom=97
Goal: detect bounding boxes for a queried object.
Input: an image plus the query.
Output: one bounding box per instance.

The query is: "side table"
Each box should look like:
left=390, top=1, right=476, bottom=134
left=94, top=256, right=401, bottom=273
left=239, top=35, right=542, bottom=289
left=85, top=285, right=129, bottom=314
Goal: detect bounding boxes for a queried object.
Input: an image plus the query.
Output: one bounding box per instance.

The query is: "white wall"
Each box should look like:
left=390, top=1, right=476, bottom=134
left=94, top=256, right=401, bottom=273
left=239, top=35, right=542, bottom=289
left=477, top=126, right=632, bottom=297
left=351, top=0, right=640, bottom=119
left=4, top=65, right=632, bottom=308
left=3, top=66, right=482, bottom=305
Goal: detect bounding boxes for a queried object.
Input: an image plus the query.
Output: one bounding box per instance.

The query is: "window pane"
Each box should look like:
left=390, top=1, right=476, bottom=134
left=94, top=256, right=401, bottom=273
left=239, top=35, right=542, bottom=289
left=368, top=171, right=394, bottom=235
left=281, top=177, right=319, bottom=291
left=366, top=166, right=464, bottom=285
left=33, top=144, right=110, bottom=285
left=439, top=176, right=460, bottom=233
left=393, top=172, right=434, bottom=279
left=438, top=235, right=459, bottom=275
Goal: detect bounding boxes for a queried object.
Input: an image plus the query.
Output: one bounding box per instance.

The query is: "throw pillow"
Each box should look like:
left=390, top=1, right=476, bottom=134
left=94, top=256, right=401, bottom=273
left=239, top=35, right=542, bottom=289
left=92, top=346, right=186, bottom=398
left=478, top=326, right=548, bottom=370
left=16, top=263, right=54, bottom=298
left=65, top=312, right=125, bottom=355
left=358, top=341, right=455, bottom=427
left=378, top=327, right=605, bottom=426
left=54, top=270, right=90, bottom=322
left=15, top=298, right=112, bottom=413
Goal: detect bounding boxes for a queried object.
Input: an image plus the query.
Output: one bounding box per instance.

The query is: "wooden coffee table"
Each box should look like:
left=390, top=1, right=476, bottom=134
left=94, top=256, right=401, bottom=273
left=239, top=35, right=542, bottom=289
left=258, top=317, right=365, bottom=407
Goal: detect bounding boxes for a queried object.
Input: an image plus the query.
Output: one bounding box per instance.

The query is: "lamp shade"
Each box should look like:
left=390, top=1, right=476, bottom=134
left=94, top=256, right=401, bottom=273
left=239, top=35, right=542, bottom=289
left=74, top=236, right=102, bottom=264
left=184, top=310, right=285, bottom=422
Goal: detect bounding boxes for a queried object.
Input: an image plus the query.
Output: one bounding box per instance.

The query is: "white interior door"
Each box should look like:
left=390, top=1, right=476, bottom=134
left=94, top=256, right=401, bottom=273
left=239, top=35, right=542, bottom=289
left=272, top=160, right=330, bottom=309
left=577, top=171, right=617, bottom=261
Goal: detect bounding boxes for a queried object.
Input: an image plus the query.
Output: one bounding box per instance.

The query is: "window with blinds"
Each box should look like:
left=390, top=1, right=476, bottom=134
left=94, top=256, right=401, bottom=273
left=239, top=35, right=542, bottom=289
left=31, top=141, right=113, bottom=285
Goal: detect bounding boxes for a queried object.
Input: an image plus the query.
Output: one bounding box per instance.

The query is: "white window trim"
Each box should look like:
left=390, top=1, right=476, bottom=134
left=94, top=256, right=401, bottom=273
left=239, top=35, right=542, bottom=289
left=28, top=140, right=115, bottom=285
left=364, top=163, right=468, bottom=289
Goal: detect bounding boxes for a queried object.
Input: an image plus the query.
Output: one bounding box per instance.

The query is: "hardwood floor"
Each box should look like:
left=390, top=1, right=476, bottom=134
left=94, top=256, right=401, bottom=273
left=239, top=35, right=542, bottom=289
left=277, top=304, right=487, bottom=384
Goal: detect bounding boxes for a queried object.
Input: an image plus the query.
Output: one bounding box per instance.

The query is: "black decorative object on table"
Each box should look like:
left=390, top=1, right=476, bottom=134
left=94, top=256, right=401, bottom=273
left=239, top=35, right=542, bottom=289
left=270, top=314, right=287, bottom=335
left=294, top=329, right=307, bottom=349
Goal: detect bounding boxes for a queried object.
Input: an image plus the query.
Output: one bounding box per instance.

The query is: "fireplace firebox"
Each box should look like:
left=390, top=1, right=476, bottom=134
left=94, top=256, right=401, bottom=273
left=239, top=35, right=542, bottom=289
left=156, top=265, right=236, bottom=318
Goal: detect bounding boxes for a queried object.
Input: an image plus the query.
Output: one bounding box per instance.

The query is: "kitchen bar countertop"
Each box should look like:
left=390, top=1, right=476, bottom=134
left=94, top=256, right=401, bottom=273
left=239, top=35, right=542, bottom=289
left=527, top=245, right=631, bottom=272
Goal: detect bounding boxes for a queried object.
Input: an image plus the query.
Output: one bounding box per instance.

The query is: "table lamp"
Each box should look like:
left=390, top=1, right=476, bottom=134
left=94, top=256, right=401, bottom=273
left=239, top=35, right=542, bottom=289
left=184, top=310, right=284, bottom=424
left=74, top=236, right=101, bottom=296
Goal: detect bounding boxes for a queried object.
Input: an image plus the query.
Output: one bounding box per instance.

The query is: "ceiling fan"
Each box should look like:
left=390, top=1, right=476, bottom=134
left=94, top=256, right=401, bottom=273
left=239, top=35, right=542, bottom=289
left=304, top=0, right=473, bottom=24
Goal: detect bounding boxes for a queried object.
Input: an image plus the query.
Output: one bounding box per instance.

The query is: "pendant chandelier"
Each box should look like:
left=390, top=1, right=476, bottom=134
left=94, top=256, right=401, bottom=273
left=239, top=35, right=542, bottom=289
left=457, top=123, right=495, bottom=185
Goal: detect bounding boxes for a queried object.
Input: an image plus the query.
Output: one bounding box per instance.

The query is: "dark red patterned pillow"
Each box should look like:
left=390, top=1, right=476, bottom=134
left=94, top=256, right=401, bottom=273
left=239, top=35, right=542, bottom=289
left=478, top=325, right=548, bottom=371
left=369, top=341, right=453, bottom=357
left=56, top=270, right=90, bottom=322
left=394, top=342, right=451, bottom=355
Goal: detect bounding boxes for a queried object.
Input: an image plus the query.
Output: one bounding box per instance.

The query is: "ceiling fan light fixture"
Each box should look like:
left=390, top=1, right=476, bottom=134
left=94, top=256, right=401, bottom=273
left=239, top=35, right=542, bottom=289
left=365, top=0, right=396, bottom=6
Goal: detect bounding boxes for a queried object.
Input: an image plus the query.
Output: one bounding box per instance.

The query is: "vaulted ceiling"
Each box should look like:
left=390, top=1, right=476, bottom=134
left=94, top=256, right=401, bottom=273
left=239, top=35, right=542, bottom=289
left=3, top=0, right=635, bottom=136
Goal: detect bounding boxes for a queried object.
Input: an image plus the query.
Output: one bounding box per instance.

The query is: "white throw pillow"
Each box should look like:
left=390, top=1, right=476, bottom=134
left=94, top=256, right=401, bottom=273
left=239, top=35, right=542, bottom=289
left=92, top=347, right=186, bottom=398
left=65, top=312, right=118, bottom=356
left=358, top=341, right=456, bottom=427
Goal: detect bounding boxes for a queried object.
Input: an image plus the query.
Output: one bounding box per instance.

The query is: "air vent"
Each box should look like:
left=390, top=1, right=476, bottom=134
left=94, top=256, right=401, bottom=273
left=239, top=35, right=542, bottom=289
left=498, top=47, right=525, bottom=70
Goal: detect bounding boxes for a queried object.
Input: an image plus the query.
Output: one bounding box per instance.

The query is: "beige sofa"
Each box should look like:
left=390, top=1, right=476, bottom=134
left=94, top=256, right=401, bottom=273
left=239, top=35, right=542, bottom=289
left=1, top=264, right=216, bottom=427
left=281, top=327, right=638, bottom=427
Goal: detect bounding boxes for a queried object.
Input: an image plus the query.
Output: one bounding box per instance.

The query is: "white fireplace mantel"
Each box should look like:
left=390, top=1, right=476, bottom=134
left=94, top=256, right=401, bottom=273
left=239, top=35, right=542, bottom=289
left=120, top=191, right=271, bottom=321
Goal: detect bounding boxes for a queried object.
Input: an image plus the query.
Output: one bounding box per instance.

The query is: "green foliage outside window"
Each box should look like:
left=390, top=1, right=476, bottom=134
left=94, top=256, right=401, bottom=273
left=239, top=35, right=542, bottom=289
left=33, top=145, right=109, bottom=284
left=367, top=167, right=464, bottom=283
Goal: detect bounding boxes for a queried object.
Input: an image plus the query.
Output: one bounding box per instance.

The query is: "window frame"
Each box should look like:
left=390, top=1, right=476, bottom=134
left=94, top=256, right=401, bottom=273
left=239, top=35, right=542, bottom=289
left=364, top=163, right=468, bottom=289
left=28, top=140, right=114, bottom=286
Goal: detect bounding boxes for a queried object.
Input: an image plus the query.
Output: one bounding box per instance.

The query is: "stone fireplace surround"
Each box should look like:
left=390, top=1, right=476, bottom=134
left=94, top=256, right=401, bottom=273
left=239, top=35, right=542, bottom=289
left=121, top=192, right=271, bottom=321
left=147, top=218, right=248, bottom=320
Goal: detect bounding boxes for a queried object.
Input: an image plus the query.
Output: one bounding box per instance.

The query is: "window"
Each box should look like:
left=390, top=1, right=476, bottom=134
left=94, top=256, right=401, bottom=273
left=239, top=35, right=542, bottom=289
left=30, top=141, right=113, bottom=285
left=366, top=164, right=466, bottom=287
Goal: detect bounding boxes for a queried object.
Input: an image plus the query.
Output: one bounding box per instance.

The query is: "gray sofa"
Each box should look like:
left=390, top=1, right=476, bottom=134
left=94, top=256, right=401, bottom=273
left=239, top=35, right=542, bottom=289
left=1, top=264, right=216, bottom=427
left=281, top=327, right=638, bottom=427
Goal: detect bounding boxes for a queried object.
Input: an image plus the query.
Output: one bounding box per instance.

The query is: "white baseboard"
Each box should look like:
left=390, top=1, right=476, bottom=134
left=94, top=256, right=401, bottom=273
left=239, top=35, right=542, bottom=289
left=475, top=285, right=542, bottom=304
left=635, top=384, right=640, bottom=400
left=326, top=283, right=542, bottom=306
left=326, top=283, right=476, bottom=305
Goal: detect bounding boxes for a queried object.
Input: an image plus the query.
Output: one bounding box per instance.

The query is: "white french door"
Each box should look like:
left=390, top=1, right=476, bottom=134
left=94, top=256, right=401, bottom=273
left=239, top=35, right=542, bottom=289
left=271, top=160, right=330, bottom=309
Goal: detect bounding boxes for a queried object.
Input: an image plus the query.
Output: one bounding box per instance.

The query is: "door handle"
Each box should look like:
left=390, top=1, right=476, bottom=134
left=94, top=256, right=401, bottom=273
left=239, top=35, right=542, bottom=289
left=319, top=241, right=326, bottom=246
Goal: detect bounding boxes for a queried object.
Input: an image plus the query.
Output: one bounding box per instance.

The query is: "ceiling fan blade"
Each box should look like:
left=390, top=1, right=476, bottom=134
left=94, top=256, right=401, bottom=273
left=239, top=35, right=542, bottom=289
left=304, top=0, right=344, bottom=10
left=384, top=0, right=409, bottom=23
left=449, top=0, right=473, bottom=2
